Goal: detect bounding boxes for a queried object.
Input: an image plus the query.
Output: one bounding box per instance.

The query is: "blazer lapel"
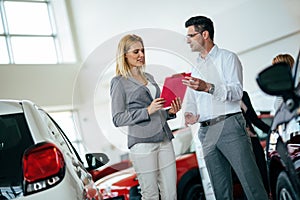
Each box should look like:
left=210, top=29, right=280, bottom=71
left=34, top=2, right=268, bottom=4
left=128, top=76, right=153, bottom=99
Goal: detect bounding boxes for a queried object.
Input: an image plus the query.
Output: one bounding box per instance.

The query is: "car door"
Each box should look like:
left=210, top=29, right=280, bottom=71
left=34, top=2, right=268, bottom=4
left=37, top=110, right=92, bottom=199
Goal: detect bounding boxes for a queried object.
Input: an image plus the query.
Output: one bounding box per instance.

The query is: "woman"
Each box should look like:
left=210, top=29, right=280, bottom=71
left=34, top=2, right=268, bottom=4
left=110, top=34, right=181, bottom=200
left=272, top=53, right=294, bottom=67
left=241, top=91, right=270, bottom=196
left=272, top=54, right=295, bottom=110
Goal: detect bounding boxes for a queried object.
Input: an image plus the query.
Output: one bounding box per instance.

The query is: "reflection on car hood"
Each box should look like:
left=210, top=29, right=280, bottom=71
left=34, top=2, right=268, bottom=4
left=95, top=167, right=136, bottom=188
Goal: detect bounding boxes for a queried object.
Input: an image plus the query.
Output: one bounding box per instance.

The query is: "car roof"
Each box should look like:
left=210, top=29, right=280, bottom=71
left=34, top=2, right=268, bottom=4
left=0, top=99, right=40, bottom=114
left=0, top=99, right=24, bottom=115
left=0, top=99, right=51, bottom=143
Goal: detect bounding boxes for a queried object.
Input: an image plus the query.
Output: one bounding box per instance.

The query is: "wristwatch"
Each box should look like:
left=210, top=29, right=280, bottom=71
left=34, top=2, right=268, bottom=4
left=208, top=84, right=215, bottom=94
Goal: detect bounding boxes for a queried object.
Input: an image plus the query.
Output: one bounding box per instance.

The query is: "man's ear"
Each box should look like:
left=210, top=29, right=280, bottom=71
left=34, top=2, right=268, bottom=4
left=202, top=30, right=209, bottom=40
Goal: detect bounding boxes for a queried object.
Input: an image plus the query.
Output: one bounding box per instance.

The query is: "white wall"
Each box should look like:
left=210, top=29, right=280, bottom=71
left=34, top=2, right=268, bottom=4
left=0, top=64, right=78, bottom=106
left=1, top=0, right=299, bottom=163
left=66, top=0, right=300, bottom=162
left=212, top=0, right=300, bottom=111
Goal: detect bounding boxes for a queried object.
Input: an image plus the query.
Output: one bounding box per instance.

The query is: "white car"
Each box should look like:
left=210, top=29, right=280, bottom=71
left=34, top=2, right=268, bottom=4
left=0, top=99, right=108, bottom=200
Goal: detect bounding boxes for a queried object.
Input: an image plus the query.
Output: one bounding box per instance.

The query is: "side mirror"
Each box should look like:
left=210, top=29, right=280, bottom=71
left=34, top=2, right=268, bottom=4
left=86, top=153, right=109, bottom=170
left=256, top=62, right=294, bottom=96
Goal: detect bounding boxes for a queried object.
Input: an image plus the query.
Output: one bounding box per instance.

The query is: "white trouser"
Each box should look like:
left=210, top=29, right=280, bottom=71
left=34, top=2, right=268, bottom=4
left=130, top=140, right=177, bottom=200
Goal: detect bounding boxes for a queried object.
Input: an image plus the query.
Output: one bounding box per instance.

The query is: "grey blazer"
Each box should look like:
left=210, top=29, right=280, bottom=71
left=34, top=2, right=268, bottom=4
left=110, top=72, right=175, bottom=148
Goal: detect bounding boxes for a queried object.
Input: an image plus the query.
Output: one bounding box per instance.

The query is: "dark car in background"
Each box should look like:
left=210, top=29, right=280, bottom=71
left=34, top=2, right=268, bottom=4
left=256, top=49, right=300, bottom=200
left=0, top=99, right=108, bottom=200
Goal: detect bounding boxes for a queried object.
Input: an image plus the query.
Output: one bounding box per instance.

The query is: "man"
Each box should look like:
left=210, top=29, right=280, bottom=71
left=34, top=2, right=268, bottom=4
left=182, top=16, right=268, bottom=200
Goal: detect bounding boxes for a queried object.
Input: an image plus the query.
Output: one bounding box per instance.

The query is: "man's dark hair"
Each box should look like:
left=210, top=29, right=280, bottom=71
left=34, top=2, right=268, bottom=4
left=185, top=16, right=214, bottom=41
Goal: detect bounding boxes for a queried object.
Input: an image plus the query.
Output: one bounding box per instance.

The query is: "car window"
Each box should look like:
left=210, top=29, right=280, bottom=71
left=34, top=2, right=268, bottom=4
left=37, top=110, right=83, bottom=164
left=38, top=110, right=73, bottom=151
left=37, top=111, right=93, bottom=185
left=253, top=115, right=273, bottom=140
left=0, top=113, right=34, bottom=198
left=172, top=127, right=194, bottom=156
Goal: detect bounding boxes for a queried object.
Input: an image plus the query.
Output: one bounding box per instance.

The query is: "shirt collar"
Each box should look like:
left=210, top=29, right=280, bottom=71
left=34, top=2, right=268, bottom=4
left=197, top=44, right=218, bottom=62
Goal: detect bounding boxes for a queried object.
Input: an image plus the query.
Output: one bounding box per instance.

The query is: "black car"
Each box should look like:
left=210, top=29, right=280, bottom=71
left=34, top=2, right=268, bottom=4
left=256, top=49, right=300, bottom=200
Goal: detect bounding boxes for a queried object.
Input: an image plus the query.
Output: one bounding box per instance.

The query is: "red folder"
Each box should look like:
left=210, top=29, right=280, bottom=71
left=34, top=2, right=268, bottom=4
left=160, top=72, right=191, bottom=108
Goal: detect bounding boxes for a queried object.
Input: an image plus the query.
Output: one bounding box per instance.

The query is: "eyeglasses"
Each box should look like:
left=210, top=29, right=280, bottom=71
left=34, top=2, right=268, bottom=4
left=186, top=32, right=200, bottom=39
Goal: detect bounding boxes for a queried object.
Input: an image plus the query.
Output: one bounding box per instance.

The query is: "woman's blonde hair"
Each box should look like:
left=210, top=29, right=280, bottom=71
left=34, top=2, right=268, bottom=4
left=272, top=54, right=295, bottom=68
left=115, top=34, right=145, bottom=78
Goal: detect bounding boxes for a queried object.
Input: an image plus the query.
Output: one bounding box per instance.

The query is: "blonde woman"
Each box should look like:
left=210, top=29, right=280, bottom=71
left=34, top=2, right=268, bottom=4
left=110, top=34, right=181, bottom=200
left=272, top=53, right=295, bottom=67
left=272, top=53, right=295, bottom=110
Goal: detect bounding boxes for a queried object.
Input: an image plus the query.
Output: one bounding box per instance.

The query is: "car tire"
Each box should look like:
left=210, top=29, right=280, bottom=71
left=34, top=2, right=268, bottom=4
left=177, top=169, right=205, bottom=200
left=276, top=171, right=299, bottom=200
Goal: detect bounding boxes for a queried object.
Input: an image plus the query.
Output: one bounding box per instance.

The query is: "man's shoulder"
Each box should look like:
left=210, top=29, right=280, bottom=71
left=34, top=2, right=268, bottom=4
left=216, top=47, right=240, bottom=63
left=217, top=46, right=237, bottom=57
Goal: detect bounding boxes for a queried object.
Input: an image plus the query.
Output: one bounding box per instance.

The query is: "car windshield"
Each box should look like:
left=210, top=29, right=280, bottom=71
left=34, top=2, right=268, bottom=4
left=0, top=113, right=34, bottom=199
left=172, top=127, right=195, bottom=156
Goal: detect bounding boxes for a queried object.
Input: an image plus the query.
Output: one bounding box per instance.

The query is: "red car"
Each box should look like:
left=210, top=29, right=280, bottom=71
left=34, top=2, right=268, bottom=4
left=93, top=127, right=247, bottom=200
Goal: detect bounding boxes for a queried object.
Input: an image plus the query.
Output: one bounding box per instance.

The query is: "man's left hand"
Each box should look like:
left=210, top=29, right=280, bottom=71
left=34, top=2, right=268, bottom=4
left=182, top=76, right=209, bottom=92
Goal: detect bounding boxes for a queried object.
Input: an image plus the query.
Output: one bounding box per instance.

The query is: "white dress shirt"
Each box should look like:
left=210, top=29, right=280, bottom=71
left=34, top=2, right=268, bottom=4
left=146, top=81, right=156, bottom=99
left=184, top=45, right=243, bottom=122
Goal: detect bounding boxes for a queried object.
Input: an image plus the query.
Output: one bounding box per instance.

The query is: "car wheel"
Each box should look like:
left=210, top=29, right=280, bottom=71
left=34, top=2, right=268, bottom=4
left=276, top=171, right=299, bottom=200
left=177, top=169, right=205, bottom=200
left=184, top=183, right=205, bottom=200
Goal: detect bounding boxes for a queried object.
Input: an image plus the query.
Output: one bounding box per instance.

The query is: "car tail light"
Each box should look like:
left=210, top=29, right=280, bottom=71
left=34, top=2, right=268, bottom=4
left=22, top=142, right=65, bottom=195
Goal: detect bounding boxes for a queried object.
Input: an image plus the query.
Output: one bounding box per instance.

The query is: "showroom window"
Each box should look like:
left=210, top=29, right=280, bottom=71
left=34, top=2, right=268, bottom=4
left=0, top=0, right=76, bottom=64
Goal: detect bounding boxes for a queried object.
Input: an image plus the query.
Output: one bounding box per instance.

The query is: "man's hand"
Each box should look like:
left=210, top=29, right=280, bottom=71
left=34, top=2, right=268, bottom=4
left=182, top=76, right=210, bottom=92
left=184, top=112, right=200, bottom=126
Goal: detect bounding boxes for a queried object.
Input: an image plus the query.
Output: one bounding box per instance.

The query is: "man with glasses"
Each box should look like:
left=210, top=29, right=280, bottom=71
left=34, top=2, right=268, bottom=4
left=182, top=16, right=269, bottom=200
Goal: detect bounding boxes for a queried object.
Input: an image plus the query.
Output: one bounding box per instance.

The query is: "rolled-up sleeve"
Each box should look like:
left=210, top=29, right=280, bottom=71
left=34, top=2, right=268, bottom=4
left=213, top=53, right=243, bottom=102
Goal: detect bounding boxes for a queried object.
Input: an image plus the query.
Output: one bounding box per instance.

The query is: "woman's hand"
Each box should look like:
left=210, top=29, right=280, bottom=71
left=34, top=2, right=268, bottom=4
left=168, top=97, right=182, bottom=115
left=147, top=98, right=165, bottom=115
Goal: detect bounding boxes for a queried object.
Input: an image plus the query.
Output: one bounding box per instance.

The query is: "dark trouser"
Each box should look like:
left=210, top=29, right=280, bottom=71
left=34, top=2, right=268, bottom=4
left=251, top=136, right=270, bottom=194
left=198, top=113, right=268, bottom=200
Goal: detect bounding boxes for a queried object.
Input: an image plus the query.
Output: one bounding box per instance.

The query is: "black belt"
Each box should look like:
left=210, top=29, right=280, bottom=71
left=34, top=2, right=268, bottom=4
left=199, top=112, right=241, bottom=127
